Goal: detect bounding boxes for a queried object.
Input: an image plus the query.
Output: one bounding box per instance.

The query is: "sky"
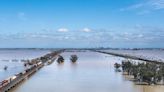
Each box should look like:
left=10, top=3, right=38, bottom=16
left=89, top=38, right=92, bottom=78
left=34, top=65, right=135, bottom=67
left=0, top=0, right=164, bottom=48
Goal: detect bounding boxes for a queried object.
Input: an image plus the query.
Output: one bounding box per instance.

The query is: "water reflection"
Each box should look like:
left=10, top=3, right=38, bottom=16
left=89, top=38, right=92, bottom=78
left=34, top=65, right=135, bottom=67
left=56, top=62, right=65, bottom=70
left=70, top=62, right=78, bottom=73
left=10, top=51, right=164, bottom=92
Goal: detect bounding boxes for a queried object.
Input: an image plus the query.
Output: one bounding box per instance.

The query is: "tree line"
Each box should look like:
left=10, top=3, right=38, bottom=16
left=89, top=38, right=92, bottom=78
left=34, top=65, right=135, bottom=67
left=114, top=59, right=164, bottom=85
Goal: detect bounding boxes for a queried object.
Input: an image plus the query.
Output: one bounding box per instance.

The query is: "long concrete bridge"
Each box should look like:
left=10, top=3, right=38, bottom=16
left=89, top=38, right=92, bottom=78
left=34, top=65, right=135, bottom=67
left=94, top=50, right=164, bottom=64
left=0, top=50, right=63, bottom=92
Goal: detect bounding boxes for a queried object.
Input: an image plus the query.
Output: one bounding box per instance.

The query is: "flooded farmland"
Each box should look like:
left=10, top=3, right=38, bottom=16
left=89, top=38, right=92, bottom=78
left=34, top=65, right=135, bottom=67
left=1, top=0, right=164, bottom=91
left=0, top=50, right=163, bottom=92
left=0, top=49, right=50, bottom=82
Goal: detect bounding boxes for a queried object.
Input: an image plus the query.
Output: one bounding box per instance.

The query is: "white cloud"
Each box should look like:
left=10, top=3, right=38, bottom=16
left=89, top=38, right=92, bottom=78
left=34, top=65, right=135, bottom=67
left=137, top=10, right=151, bottom=15
left=64, top=36, right=69, bottom=39
left=57, top=28, right=69, bottom=32
left=120, top=0, right=164, bottom=14
left=18, top=12, right=27, bottom=21
left=81, top=28, right=92, bottom=32
left=150, top=0, right=164, bottom=9
left=138, top=34, right=144, bottom=38
left=120, top=3, right=144, bottom=11
left=1, top=26, right=164, bottom=48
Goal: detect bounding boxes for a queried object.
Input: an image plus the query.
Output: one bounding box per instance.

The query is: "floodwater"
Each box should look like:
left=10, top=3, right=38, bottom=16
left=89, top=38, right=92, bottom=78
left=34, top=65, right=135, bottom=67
left=0, top=49, right=50, bottom=81
left=100, top=49, right=164, bottom=62
left=8, top=51, right=164, bottom=92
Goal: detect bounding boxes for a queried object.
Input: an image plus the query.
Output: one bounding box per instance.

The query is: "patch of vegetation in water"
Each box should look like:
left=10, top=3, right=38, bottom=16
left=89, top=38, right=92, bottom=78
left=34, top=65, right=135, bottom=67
left=115, top=59, right=164, bottom=85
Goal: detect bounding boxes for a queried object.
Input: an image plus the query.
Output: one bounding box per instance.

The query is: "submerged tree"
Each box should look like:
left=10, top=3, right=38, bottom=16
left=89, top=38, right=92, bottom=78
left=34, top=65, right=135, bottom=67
left=157, top=64, right=164, bottom=83
left=120, top=59, right=164, bottom=85
left=122, top=59, right=133, bottom=75
left=114, top=63, right=121, bottom=72
left=70, top=55, right=78, bottom=63
left=57, top=55, right=64, bottom=64
left=114, top=63, right=121, bottom=69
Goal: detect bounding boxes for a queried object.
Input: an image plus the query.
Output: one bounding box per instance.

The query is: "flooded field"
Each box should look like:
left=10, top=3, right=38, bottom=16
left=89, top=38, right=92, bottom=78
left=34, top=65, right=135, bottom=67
left=5, top=50, right=164, bottom=92
left=100, top=49, right=164, bottom=62
left=0, top=50, right=50, bottom=82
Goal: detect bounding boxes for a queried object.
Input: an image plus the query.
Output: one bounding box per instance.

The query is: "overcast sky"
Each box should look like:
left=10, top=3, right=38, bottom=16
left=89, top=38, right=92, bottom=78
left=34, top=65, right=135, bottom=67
left=0, top=0, right=164, bottom=48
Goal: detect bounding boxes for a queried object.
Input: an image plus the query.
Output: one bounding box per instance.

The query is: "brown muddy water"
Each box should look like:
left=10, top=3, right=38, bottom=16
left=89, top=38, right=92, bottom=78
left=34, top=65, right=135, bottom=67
left=9, top=51, right=164, bottom=92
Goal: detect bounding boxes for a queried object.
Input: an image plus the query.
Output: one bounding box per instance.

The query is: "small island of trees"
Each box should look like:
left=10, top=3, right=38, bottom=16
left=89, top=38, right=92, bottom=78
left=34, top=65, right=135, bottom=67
left=70, top=55, right=78, bottom=63
left=115, top=59, right=164, bottom=85
left=57, top=55, right=64, bottom=64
